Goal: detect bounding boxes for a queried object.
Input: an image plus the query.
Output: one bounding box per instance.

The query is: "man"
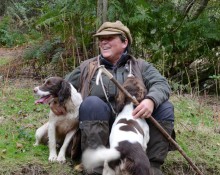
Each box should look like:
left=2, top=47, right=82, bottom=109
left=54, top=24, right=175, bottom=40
left=54, top=21, right=175, bottom=175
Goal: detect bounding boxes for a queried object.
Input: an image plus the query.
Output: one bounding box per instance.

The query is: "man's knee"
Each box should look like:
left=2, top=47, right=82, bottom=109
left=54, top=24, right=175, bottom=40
left=79, top=96, right=111, bottom=121
left=152, top=100, right=174, bottom=121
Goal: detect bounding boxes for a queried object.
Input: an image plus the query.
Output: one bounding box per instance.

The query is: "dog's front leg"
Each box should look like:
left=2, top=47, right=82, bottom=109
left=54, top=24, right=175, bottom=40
left=57, top=129, right=76, bottom=163
left=48, top=122, right=57, bottom=162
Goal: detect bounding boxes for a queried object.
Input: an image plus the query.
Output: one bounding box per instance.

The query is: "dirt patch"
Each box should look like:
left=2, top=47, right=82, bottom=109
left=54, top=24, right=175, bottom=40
left=0, top=47, right=25, bottom=59
left=11, top=164, right=49, bottom=175
left=0, top=46, right=38, bottom=79
left=162, top=161, right=210, bottom=175
left=0, top=47, right=26, bottom=77
left=0, top=46, right=61, bottom=79
left=3, top=77, right=41, bottom=88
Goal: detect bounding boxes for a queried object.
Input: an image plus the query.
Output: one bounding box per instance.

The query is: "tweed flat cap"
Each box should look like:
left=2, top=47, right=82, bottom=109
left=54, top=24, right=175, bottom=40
left=94, top=21, right=132, bottom=44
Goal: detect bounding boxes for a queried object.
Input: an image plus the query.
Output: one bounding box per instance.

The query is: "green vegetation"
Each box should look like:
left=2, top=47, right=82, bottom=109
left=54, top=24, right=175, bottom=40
left=0, top=57, right=11, bottom=66
left=163, top=95, right=220, bottom=174
left=0, top=81, right=219, bottom=174
left=0, top=0, right=220, bottom=174
left=0, top=0, right=219, bottom=93
left=0, top=17, right=27, bottom=47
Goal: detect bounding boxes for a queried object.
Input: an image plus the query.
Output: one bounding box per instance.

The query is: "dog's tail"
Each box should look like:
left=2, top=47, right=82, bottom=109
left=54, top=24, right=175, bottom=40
left=82, top=146, right=120, bottom=171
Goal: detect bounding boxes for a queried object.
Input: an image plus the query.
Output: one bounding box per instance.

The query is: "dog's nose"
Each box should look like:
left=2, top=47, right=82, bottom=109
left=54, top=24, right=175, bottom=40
left=33, top=87, right=38, bottom=93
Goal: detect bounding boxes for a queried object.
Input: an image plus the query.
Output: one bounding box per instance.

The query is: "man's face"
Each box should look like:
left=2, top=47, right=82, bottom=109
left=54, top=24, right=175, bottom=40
left=98, top=35, right=128, bottom=64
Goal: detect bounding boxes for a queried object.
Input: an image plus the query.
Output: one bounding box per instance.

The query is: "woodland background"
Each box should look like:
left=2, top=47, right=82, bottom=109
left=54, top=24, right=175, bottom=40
left=0, top=0, right=220, bottom=175
left=0, top=0, right=220, bottom=95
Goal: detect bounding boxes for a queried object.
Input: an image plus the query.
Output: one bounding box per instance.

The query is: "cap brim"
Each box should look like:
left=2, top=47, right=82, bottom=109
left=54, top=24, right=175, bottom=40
left=93, top=31, right=122, bottom=37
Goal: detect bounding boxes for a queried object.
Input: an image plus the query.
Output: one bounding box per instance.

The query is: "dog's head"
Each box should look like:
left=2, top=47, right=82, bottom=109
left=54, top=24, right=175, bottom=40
left=34, top=77, right=71, bottom=105
left=116, top=76, right=147, bottom=112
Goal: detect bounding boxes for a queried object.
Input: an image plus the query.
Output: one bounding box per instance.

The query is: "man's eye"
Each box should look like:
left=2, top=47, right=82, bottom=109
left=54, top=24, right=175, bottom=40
left=99, top=36, right=115, bottom=41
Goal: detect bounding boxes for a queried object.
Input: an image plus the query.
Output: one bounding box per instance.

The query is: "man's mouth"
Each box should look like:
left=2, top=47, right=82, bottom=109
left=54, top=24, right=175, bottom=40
left=102, top=46, right=111, bottom=50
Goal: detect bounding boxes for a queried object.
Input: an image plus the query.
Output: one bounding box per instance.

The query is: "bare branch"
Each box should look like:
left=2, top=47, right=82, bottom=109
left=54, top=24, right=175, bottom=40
left=182, top=0, right=196, bottom=16
left=171, top=0, right=196, bottom=33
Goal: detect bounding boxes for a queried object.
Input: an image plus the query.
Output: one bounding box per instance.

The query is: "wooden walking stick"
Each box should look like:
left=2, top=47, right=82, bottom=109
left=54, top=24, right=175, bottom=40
left=96, top=65, right=204, bottom=175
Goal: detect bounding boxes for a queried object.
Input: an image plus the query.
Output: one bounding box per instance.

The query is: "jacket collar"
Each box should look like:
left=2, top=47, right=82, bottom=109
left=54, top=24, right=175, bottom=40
left=99, top=52, right=129, bottom=70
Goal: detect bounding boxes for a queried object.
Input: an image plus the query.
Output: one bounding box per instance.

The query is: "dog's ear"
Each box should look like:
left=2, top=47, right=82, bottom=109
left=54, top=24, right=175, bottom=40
left=124, top=77, right=147, bottom=103
left=135, top=87, right=146, bottom=103
left=135, top=79, right=147, bottom=103
left=58, top=80, right=71, bottom=105
left=116, top=89, right=126, bottom=113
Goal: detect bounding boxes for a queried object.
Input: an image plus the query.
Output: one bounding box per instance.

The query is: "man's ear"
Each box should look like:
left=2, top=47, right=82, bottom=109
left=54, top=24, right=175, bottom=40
left=122, top=39, right=128, bottom=49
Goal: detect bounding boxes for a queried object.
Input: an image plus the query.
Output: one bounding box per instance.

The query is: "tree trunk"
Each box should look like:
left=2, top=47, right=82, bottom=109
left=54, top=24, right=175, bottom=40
left=102, top=0, right=108, bottom=22
left=94, top=0, right=108, bottom=56
left=191, top=0, right=210, bottom=20
left=0, top=0, right=7, bottom=16
left=96, top=0, right=108, bottom=29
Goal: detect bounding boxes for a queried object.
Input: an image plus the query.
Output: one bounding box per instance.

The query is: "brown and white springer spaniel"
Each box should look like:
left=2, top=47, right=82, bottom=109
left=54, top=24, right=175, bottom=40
left=82, top=75, right=151, bottom=175
left=33, top=77, right=82, bottom=163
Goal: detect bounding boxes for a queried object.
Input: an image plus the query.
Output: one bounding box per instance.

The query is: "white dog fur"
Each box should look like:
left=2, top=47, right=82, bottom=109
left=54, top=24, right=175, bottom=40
left=33, top=77, right=82, bottom=163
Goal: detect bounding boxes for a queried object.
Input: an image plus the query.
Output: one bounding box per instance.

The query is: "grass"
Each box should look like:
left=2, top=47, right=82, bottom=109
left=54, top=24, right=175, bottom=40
left=0, top=80, right=220, bottom=174
left=0, top=82, right=78, bottom=175
left=163, top=95, right=220, bottom=175
left=0, top=57, right=12, bottom=66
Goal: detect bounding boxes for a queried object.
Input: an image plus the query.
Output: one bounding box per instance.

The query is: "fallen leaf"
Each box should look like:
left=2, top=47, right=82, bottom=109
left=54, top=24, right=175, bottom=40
left=16, top=142, right=23, bottom=149
left=25, top=124, right=35, bottom=128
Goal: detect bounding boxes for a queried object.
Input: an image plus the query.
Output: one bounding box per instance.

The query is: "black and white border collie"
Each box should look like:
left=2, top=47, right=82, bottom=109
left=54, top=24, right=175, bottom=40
left=82, top=73, right=151, bottom=175
left=33, top=77, right=82, bottom=163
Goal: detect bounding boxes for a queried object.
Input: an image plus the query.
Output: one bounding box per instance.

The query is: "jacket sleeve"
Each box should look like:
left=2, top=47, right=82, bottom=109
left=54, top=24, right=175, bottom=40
left=141, top=61, right=170, bottom=108
left=65, top=66, right=81, bottom=90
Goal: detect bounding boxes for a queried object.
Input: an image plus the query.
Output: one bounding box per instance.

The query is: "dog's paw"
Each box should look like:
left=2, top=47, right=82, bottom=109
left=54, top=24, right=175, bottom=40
left=57, top=155, right=66, bottom=164
left=49, top=154, right=57, bottom=162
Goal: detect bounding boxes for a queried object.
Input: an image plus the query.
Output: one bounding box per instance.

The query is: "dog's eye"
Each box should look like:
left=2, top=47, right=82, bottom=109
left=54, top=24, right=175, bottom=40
left=45, top=81, right=51, bottom=86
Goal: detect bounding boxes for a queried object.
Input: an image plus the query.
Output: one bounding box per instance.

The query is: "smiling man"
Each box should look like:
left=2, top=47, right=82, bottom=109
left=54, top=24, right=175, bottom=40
left=98, top=35, right=128, bottom=64
left=54, top=21, right=175, bottom=175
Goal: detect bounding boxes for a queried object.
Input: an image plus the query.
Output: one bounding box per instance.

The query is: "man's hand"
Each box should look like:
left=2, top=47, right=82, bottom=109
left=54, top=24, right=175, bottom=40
left=49, top=99, right=67, bottom=116
left=132, top=99, right=154, bottom=119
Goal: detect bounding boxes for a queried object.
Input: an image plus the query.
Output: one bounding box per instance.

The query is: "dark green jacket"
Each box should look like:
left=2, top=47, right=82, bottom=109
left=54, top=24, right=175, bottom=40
left=65, top=54, right=170, bottom=109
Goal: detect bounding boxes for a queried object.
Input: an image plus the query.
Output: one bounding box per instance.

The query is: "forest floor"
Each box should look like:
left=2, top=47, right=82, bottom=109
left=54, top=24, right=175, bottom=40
left=0, top=47, right=25, bottom=60
left=1, top=47, right=220, bottom=175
